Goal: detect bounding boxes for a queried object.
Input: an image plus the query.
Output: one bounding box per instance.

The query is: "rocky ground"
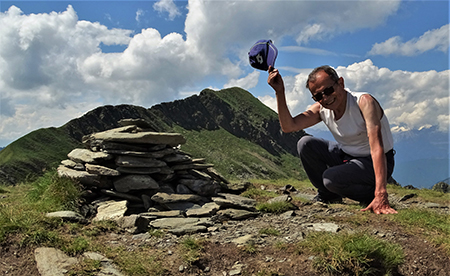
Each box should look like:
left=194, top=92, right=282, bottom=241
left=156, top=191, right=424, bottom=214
left=0, top=188, right=449, bottom=276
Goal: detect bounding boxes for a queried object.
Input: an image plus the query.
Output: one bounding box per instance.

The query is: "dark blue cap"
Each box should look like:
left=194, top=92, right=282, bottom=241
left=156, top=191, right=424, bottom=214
left=248, top=39, right=278, bottom=71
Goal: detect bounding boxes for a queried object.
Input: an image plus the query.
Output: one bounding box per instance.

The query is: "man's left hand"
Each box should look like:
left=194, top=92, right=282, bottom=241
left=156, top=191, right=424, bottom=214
left=361, top=194, right=398, bottom=214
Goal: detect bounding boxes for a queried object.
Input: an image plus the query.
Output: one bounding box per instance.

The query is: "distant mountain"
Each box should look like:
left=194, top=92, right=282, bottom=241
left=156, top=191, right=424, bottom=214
left=0, top=87, right=307, bottom=185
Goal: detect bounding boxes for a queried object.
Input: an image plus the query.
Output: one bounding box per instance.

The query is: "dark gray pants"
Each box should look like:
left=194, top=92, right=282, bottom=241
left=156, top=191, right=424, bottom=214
left=297, top=136, right=395, bottom=203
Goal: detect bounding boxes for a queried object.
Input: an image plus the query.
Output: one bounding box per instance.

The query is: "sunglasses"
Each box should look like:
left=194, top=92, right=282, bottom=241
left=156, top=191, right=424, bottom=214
left=312, top=83, right=336, bottom=102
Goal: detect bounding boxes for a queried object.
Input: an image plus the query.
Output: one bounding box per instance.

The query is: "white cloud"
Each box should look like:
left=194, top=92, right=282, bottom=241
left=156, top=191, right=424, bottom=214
left=3, top=0, right=447, bottom=147
left=368, top=24, right=450, bottom=56
left=261, top=59, right=450, bottom=133
left=153, top=0, right=181, bottom=21
left=136, top=9, right=145, bottom=23
left=223, top=71, right=260, bottom=90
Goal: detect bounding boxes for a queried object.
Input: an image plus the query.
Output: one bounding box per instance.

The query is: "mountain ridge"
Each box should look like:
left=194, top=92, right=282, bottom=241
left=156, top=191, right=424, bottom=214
left=0, top=87, right=306, bottom=185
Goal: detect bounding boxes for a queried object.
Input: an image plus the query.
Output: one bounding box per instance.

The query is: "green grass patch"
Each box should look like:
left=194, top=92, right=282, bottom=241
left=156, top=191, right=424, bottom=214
left=257, top=201, right=296, bottom=214
left=0, top=170, right=81, bottom=243
left=387, top=184, right=450, bottom=206
left=390, top=208, right=450, bottom=253
left=68, top=258, right=102, bottom=276
left=298, top=232, right=404, bottom=276
left=180, top=236, right=205, bottom=264
left=102, top=246, right=168, bottom=276
left=259, top=227, right=280, bottom=236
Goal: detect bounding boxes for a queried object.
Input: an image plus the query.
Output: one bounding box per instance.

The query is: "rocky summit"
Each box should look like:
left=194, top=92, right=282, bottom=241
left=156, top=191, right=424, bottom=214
left=56, top=118, right=257, bottom=236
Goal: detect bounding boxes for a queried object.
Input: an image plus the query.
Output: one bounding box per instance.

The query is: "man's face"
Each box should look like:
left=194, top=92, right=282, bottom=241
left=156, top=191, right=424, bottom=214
left=309, top=70, right=344, bottom=110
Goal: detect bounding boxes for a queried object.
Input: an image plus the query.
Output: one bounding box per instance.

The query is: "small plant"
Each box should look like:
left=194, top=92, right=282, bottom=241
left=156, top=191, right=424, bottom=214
left=148, top=228, right=165, bottom=238
left=102, top=246, right=168, bottom=276
left=180, top=236, right=204, bottom=264
left=259, top=227, right=280, bottom=236
left=257, top=201, right=295, bottom=214
left=298, top=231, right=404, bottom=275
left=20, top=229, right=61, bottom=247
left=63, top=236, right=90, bottom=255
left=68, top=258, right=102, bottom=276
left=242, top=240, right=258, bottom=254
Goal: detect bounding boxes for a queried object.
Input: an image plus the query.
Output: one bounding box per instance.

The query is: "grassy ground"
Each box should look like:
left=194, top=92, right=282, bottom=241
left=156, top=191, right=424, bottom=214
left=0, top=172, right=449, bottom=275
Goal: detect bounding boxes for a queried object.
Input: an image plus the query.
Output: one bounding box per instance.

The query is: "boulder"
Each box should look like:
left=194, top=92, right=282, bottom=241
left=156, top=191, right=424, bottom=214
left=113, top=175, right=160, bottom=193
left=115, top=155, right=167, bottom=168
left=93, top=200, right=128, bottom=222
left=84, top=126, right=186, bottom=146
left=67, top=148, right=112, bottom=164
left=85, top=164, right=120, bottom=176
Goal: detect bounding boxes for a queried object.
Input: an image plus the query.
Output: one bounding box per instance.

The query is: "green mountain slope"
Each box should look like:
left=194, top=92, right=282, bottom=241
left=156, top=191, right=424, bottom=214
left=0, top=87, right=307, bottom=185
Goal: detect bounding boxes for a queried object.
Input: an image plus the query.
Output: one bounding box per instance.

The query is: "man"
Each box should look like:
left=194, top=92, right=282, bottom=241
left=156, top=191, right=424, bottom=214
left=267, top=65, right=397, bottom=214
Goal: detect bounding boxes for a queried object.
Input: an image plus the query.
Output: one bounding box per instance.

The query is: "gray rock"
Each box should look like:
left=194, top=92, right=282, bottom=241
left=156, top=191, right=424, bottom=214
left=93, top=200, right=128, bottom=222
left=163, top=153, right=192, bottom=163
left=188, top=169, right=212, bottom=180
left=212, top=193, right=257, bottom=211
left=268, top=195, right=292, bottom=204
left=115, top=155, right=167, bottom=168
left=61, top=159, right=85, bottom=170
left=232, top=234, right=254, bottom=245
left=101, top=189, right=143, bottom=202
left=186, top=202, right=220, bottom=217
left=34, top=247, right=78, bottom=276
left=302, top=222, right=340, bottom=233
left=105, top=148, right=175, bottom=159
left=117, top=215, right=150, bottom=234
left=116, top=166, right=162, bottom=175
left=82, top=252, right=125, bottom=276
left=163, top=202, right=202, bottom=211
left=179, top=179, right=221, bottom=196
left=425, top=202, right=445, bottom=208
left=67, top=148, right=112, bottom=164
left=84, top=126, right=186, bottom=146
left=169, top=225, right=208, bottom=235
left=46, top=211, right=87, bottom=224
left=113, top=175, right=159, bottom=193
left=149, top=217, right=213, bottom=229
left=118, top=118, right=153, bottom=129
left=57, top=165, right=106, bottom=187
left=216, top=209, right=259, bottom=220
left=141, top=210, right=184, bottom=218
left=85, top=163, right=120, bottom=176
left=176, top=184, right=193, bottom=194
left=151, top=192, right=205, bottom=204
left=171, top=163, right=214, bottom=171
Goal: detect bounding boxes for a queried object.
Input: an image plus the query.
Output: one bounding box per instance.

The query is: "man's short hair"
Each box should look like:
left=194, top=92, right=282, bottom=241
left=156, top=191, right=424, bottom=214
left=306, top=65, right=339, bottom=90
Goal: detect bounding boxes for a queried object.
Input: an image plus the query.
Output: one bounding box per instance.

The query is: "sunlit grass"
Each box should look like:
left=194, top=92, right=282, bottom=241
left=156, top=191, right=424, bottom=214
left=390, top=208, right=450, bottom=254
left=297, top=231, right=404, bottom=276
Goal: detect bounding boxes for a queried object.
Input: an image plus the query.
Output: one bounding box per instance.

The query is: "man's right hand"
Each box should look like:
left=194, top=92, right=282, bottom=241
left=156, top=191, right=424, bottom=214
left=267, top=66, right=284, bottom=93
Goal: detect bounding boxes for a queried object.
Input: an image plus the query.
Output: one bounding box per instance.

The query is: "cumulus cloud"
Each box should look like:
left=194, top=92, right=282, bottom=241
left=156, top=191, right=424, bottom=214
left=153, top=0, right=181, bottom=21
left=223, top=71, right=260, bottom=90
left=3, top=0, right=447, bottom=147
left=259, top=60, right=449, bottom=133
left=368, top=24, right=449, bottom=56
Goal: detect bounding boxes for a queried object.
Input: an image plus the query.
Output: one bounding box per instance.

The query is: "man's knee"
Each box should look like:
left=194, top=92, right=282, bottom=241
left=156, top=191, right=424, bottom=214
left=297, top=135, right=315, bottom=156
left=322, top=167, right=340, bottom=193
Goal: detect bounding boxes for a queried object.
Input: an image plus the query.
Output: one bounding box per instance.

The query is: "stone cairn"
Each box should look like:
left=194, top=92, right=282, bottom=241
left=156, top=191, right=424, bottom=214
left=56, top=119, right=259, bottom=235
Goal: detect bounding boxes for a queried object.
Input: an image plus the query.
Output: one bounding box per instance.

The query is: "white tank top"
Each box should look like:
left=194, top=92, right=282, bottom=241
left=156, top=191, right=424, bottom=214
left=319, top=91, right=394, bottom=157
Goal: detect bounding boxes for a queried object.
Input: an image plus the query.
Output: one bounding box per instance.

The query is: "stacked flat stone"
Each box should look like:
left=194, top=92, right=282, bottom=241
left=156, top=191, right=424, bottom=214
left=57, top=119, right=259, bottom=234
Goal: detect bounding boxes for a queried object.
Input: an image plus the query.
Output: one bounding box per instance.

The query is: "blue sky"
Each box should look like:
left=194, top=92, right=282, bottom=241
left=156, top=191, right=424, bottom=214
left=0, top=1, right=449, bottom=186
